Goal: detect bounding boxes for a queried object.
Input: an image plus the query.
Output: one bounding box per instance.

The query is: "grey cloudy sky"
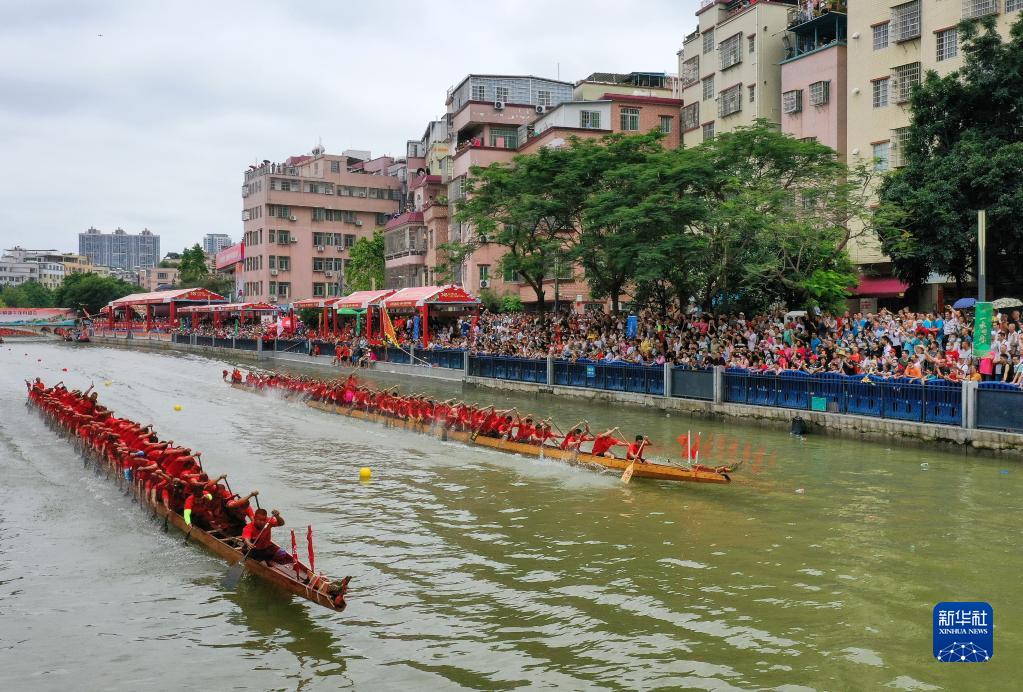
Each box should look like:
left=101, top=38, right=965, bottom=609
left=0, top=0, right=699, bottom=254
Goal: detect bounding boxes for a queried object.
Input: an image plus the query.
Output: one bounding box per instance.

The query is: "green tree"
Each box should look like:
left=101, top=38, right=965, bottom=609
left=347, top=228, right=385, bottom=291
left=53, top=273, right=135, bottom=315
left=0, top=280, right=55, bottom=308
left=177, top=244, right=209, bottom=286
left=878, top=15, right=1023, bottom=294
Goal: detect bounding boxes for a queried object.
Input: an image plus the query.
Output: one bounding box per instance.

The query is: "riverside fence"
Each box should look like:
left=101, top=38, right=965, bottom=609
left=101, top=332, right=1023, bottom=434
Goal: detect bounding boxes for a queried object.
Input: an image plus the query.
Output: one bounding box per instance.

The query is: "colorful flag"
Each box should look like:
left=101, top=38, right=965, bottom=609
left=380, top=308, right=399, bottom=346
left=306, top=525, right=316, bottom=574
left=291, top=529, right=300, bottom=577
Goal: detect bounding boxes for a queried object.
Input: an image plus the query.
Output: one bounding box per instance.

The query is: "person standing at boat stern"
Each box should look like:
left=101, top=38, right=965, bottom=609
left=242, top=508, right=287, bottom=564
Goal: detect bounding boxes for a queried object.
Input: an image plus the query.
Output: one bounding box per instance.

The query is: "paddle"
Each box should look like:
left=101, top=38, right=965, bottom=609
left=223, top=521, right=271, bottom=589
left=621, top=438, right=648, bottom=485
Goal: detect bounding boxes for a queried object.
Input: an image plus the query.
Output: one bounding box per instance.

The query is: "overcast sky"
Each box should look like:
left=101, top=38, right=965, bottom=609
left=0, top=0, right=699, bottom=254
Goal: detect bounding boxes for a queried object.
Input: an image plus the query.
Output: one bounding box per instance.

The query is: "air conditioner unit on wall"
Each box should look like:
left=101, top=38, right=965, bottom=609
left=355, top=220, right=363, bottom=226
left=535, top=105, right=545, bottom=114
left=289, top=215, right=297, bottom=221
left=270, top=269, right=279, bottom=276
left=494, top=100, right=505, bottom=110
left=325, top=271, right=334, bottom=277
left=290, top=237, right=298, bottom=243
left=316, top=245, right=325, bottom=252
left=268, top=295, right=278, bottom=302
left=479, top=279, right=490, bottom=289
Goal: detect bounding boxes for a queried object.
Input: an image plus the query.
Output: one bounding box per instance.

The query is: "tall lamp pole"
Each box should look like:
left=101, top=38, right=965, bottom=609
left=977, top=209, right=987, bottom=301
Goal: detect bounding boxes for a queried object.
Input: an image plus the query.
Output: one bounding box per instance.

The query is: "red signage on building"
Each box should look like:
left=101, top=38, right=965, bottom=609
left=216, top=243, right=244, bottom=270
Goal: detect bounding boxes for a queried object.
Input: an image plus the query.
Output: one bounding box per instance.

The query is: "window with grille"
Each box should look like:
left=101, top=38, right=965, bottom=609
left=702, top=122, right=715, bottom=140
left=580, top=110, right=602, bottom=129
left=682, top=56, right=700, bottom=86
left=873, top=22, right=889, bottom=50
left=537, top=90, right=551, bottom=106
left=659, top=115, right=673, bottom=134
left=872, top=142, right=891, bottom=171
left=703, top=75, right=715, bottom=101
left=872, top=78, right=889, bottom=108
left=496, top=86, right=509, bottom=102
left=748, top=84, right=756, bottom=103
left=681, top=103, right=699, bottom=131
left=620, top=107, right=640, bottom=131
left=962, top=0, right=999, bottom=20
left=719, top=33, right=742, bottom=69
left=783, top=89, right=803, bottom=114
left=748, top=34, right=756, bottom=53
left=471, top=84, right=486, bottom=100
left=718, top=85, right=741, bottom=117
left=330, top=161, right=340, bottom=173
left=1009, top=0, right=1023, bottom=11
left=489, top=127, right=518, bottom=148
left=809, top=81, right=830, bottom=106
left=702, top=28, right=715, bottom=54
left=890, top=127, right=911, bottom=167
left=891, top=2, right=921, bottom=42
left=937, top=28, right=958, bottom=61
left=891, top=62, right=921, bottom=103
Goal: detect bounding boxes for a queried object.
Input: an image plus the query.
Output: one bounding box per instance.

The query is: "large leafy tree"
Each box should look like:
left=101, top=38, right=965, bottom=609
left=346, top=228, right=385, bottom=291
left=0, top=280, right=54, bottom=308
left=53, top=273, right=135, bottom=314
left=878, top=15, right=1023, bottom=294
left=177, top=244, right=209, bottom=286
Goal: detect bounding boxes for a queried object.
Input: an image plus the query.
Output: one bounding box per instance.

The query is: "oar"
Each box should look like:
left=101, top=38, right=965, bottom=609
left=223, top=522, right=270, bottom=589
left=620, top=438, right=648, bottom=485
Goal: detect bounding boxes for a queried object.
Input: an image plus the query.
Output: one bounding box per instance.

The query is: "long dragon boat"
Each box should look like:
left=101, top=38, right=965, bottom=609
left=232, top=383, right=734, bottom=485
left=27, top=390, right=351, bottom=612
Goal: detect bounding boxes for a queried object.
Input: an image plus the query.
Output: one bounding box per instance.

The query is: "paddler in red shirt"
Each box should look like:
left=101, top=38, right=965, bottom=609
left=589, top=428, right=628, bottom=458
left=625, top=435, right=649, bottom=463
left=242, top=508, right=287, bottom=564
left=560, top=422, right=592, bottom=451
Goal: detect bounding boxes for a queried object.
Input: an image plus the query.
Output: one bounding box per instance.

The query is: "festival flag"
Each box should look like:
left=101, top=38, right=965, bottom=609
left=380, top=308, right=399, bottom=346
left=307, top=525, right=316, bottom=574
left=676, top=432, right=700, bottom=461
left=291, top=529, right=300, bottom=577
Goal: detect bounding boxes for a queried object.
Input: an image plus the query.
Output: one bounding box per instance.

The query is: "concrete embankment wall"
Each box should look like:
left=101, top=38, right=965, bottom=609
left=88, top=335, right=1022, bottom=457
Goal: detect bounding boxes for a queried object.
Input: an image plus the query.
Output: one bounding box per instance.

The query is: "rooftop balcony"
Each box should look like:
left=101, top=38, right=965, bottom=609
left=782, top=8, right=847, bottom=63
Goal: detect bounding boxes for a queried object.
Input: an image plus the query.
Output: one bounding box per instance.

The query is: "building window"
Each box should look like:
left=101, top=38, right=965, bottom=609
left=962, top=0, right=999, bottom=20
left=580, top=110, right=602, bottom=129
left=719, top=84, right=742, bottom=117
left=809, top=80, right=830, bottom=106
left=471, top=84, right=486, bottom=100
left=702, top=28, right=715, bottom=54
left=748, top=84, right=756, bottom=103
left=748, top=34, right=756, bottom=53
left=330, top=161, right=340, bottom=173
left=783, top=89, right=803, bottom=114
left=682, top=56, right=700, bottom=87
left=1009, top=0, right=1023, bottom=11
left=620, top=107, right=640, bottom=131
left=891, top=62, right=921, bottom=103
left=891, top=1, right=921, bottom=43
left=872, top=141, right=891, bottom=171
left=537, top=90, right=551, bottom=106
left=702, top=122, right=715, bottom=140
left=890, top=127, right=911, bottom=167
left=479, top=265, right=490, bottom=285
left=489, top=127, right=518, bottom=148
left=800, top=137, right=818, bottom=144
left=659, top=115, right=673, bottom=134
left=344, top=234, right=356, bottom=248
left=872, top=22, right=889, bottom=50
left=312, top=283, right=325, bottom=297
left=495, top=86, right=509, bottom=102
left=376, top=213, right=390, bottom=226
left=681, top=103, right=699, bottom=131
left=702, top=75, right=715, bottom=101
left=936, top=27, right=958, bottom=61
left=872, top=78, right=890, bottom=108
left=312, top=208, right=325, bottom=222
left=719, top=33, right=742, bottom=69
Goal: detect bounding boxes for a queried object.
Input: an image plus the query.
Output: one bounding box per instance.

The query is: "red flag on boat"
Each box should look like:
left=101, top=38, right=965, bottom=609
left=676, top=433, right=700, bottom=460
left=291, top=529, right=300, bottom=577
left=307, top=525, right=315, bottom=574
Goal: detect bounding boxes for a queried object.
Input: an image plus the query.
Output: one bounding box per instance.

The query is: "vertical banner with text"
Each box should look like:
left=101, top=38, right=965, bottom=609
left=974, top=302, right=993, bottom=358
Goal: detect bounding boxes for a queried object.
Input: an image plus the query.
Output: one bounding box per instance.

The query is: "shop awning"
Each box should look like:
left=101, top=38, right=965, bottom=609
left=382, top=285, right=480, bottom=308
left=336, top=289, right=396, bottom=310
left=292, top=297, right=343, bottom=309
left=853, top=277, right=910, bottom=298
left=177, top=302, right=276, bottom=314
left=110, top=287, right=227, bottom=307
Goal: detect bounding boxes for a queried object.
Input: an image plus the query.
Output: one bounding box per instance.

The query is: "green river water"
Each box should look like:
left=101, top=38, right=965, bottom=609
left=0, top=342, right=1019, bottom=691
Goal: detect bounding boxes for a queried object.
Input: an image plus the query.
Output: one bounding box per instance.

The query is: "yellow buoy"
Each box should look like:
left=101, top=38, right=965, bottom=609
left=173, top=404, right=182, bottom=411
left=104, top=381, right=112, bottom=386
left=359, top=467, right=372, bottom=481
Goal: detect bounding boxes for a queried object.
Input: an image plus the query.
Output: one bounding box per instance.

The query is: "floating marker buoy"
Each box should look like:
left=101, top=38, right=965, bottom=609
left=37, top=358, right=42, bottom=362
left=173, top=404, right=182, bottom=411
left=359, top=467, right=372, bottom=481
left=920, top=463, right=929, bottom=470
left=104, top=381, right=112, bottom=386
left=62, top=368, right=68, bottom=372
left=795, top=488, right=805, bottom=494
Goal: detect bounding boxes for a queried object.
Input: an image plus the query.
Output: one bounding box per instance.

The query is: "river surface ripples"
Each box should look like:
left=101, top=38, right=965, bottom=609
left=0, top=342, right=1020, bottom=690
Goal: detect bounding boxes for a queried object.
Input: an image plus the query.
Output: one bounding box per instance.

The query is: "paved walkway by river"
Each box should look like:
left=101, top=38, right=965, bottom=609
left=1, top=341, right=1020, bottom=690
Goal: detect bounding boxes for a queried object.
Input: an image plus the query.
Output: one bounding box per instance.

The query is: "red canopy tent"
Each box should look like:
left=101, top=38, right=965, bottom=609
left=379, top=285, right=479, bottom=346
left=336, top=289, right=395, bottom=338
left=177, top=302, right=277, bottom=331
left=292, top=296, right=344, bottom=336
left=106, top=288, right=227, bottom=331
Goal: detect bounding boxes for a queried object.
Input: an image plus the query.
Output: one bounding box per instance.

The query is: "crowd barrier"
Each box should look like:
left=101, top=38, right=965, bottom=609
left=417, top=348, right=467, bottom=369
left=723, top=369, right=963, bottom=426
left=671, top=367, right=715, bottom=401
left=552, top=360, right=664, bottom=396
left=468, top=355, right=548, bottom=383
left=975, top=382, right=1023, bottom=433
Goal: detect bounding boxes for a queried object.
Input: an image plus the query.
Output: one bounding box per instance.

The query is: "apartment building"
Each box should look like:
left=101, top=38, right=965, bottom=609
left=203, top=233, right=234, bottom=255
left=383, top=174, right=448, bottom=289
left=780, top=6, right=848, bottom=156
left=1, top=248, right=68, bottom=289
left=678, top=0, right=797, bottom=147
left=137, top=266, right=180, bottom=291
left=61, top=253, right=94, bottom=277
left=846, top=0, right=1022, bottom=267
left=239, top=146, right=401, bottom=303
left=573, top=71, right=682, bottom=100
left=443, top=74, right=574, bottom=295
left=79, top=227, right=160, bottom=270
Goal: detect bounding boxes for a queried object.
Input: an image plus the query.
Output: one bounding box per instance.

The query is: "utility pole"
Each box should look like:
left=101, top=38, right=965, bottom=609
left=977, top=209, right=986, bottom=301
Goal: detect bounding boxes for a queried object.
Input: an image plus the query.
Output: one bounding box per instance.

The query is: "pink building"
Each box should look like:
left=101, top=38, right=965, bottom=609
left=779, top=9, right=847, bottom=158
left=383, top=174, right=446, bottom=288
left=239, top=146, right=401, bottom=303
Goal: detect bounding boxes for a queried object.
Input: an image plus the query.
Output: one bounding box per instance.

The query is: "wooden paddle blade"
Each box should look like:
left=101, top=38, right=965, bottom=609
left=223, top=561, right=245, bottom=589
left=621, top=461, right=636, bottom=484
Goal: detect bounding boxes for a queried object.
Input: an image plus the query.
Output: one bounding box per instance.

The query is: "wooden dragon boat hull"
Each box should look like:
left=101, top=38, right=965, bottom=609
left=235, top=383, right=731, bottom=485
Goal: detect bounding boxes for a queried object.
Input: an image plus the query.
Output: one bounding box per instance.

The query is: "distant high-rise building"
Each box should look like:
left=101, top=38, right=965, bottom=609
left=203, top=233, right=234, bottom=255
left=78, top=227, right=160, bottom=270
